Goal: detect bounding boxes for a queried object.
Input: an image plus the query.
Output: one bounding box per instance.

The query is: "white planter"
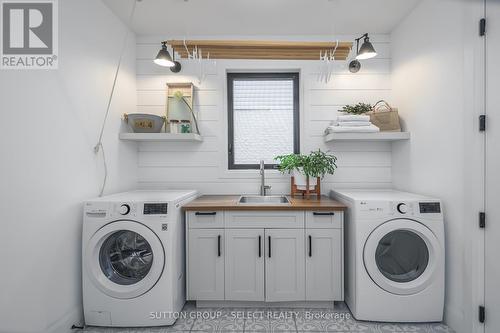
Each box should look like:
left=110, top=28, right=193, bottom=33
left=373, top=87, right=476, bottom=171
left=293, top=169, right=317, bottom=190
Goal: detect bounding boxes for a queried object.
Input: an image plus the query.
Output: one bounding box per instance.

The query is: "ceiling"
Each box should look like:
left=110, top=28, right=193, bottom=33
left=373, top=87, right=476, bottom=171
left=102, top=0, right=421, bottom=36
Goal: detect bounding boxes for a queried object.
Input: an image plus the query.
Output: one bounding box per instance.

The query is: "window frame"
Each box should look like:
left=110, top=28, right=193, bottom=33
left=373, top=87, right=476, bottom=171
left=227, top=72, right=300, bottom=170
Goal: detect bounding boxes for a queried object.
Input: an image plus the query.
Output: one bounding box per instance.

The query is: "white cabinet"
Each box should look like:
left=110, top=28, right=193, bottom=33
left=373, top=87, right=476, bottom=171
left=187, top=211, right=224, bottom=228
left=305, top=211, right=342, bottom=229
left=186, top=210, right=343, bottom=303
left=265, top=229, right=305, bottom=302
left=187, top=229, right=224, bottom=300
left=305, top=228, right=343, bottom=301
left=225, top=229, right=265, bottom=301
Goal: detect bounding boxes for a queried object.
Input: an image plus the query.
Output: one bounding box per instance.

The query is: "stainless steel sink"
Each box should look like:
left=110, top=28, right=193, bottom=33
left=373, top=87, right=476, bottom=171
left=238, top=195, right=291, bottom=205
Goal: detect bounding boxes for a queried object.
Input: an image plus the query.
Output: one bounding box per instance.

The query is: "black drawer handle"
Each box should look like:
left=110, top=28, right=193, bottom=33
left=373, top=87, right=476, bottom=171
left=268, top=236, right=271, bottom=258
left=313, top=212, right=335, bottom=216
left=217, top=235, right=221, bottom=257
left=258, top=235, right=262, bottom=258
left=309, top=235, right=312, bottom=257
left=195, top=212, right=217, bottom=216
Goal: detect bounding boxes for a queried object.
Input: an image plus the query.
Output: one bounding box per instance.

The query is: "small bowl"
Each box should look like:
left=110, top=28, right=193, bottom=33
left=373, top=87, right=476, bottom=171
left=124, top=113, right=165, bottom=133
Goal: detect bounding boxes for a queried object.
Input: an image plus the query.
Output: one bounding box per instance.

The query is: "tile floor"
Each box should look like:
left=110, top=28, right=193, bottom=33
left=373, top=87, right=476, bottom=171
left=82, top=302, right=454, bottom=333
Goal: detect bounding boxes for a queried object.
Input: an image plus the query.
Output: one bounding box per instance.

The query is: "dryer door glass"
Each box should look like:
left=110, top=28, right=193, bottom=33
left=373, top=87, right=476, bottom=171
left=99, top=230, right=154, bottom=285
left=375, top=230, right=429, bottom=283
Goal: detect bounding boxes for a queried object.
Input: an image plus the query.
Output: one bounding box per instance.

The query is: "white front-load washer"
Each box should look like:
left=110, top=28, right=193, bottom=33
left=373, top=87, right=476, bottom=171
left=82, top=190, right=198, bottom=327
left=331, top=189, right=445, bottom=322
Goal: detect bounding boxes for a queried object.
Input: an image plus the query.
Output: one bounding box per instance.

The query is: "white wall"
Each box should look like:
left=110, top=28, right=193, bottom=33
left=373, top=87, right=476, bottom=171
left=135, top=35, right=394, bottom=194
left=391, top=1, right=484, bottom=332
left=0, top=0, right=137, bottom=332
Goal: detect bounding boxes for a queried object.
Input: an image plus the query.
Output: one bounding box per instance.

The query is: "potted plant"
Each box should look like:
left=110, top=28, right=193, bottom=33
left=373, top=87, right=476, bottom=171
left=275, top=150, right=338, bottom=191
left=340, top=102, right=372, bottom=114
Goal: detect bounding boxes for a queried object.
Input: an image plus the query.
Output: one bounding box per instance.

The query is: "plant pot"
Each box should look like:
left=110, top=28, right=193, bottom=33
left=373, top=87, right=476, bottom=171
left=293, top=169, right=317, bottom=190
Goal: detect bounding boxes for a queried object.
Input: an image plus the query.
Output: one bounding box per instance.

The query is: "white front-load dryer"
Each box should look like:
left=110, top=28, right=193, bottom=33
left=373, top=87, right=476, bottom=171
left=82, top=190, right=197, bottom=327
left=331, top=189, right=445, bottom=322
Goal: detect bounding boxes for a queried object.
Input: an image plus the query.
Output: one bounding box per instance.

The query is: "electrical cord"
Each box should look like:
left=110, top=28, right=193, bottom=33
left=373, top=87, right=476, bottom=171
left=94, top=0, right=137, bottom=197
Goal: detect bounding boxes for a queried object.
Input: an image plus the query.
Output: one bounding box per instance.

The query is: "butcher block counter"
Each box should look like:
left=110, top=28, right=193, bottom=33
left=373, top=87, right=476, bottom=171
left=182, top=195, right=347, bottom=211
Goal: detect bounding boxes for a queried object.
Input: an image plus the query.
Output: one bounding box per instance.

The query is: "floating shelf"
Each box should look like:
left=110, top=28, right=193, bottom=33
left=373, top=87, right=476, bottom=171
left=324, top=132, right=410, bottom=142
left=119, top=133, right=203, bottom=142
left=166, top=40, right=353, bottom=61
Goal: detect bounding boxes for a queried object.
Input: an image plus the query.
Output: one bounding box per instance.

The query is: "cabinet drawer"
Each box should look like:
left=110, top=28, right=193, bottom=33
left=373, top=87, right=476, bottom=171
left=187, top=211, right=224, bottom=228
left=305, top=211, right=343, bottom=229
left=225, top=211, right=304, bottom=229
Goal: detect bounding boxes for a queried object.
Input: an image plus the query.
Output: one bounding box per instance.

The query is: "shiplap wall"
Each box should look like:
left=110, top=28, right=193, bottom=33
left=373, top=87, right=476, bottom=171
left=135, top=35, right=393, bottom=194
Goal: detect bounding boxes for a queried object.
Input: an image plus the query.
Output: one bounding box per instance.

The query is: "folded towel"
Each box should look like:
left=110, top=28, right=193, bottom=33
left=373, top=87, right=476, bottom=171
left=337, top=114, right=370, bottom=122
left=337, top=121, right=372, bottom=127
left=325, top=124, right=380, bottom=134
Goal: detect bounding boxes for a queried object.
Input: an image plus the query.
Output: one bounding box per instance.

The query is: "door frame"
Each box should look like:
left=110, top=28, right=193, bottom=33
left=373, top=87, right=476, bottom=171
left=465, top=0, right=486, bottom=332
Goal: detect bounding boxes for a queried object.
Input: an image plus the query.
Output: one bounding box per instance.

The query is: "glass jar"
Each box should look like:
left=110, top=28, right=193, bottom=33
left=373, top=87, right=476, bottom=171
left=169, top=120, right=180, bottom=134
left=180, top=120, right=191, bottom=133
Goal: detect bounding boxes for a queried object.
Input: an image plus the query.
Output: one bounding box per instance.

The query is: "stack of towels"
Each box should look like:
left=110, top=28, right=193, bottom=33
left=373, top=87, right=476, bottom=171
left=324, top=114, right=380, bottom=134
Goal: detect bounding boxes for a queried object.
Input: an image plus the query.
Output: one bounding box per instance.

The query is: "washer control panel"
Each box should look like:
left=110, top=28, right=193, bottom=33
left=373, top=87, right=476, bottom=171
left=143, top=203, right=168, bottom=215
left=419, top=202, right=441, bottom=214
left=118, top=204, right=131, bottom=215
left=396, top=203, right=408, bottom=214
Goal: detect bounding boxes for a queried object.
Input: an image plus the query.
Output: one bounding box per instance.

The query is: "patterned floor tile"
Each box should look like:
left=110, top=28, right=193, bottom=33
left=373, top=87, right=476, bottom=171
left=82, top=302, right=454, bottom=333
left=244, top=316, right=272, bottom=332
left=189, top=307, right=245, bottom=333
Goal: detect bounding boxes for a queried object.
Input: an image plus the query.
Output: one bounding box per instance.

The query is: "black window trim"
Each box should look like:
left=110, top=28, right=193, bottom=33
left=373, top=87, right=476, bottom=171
left=227, top=72, right=300, bottom=170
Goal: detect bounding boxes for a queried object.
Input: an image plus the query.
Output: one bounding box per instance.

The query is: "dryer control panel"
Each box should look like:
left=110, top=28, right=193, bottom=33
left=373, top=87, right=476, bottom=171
left=419, top=202, right=441, bottom=214
left=356, top=200, right=442, bottom=218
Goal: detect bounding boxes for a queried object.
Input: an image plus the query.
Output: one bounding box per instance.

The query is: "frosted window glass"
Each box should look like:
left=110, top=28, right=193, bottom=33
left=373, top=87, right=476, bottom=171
left=231, top=78, right=297, bottom=166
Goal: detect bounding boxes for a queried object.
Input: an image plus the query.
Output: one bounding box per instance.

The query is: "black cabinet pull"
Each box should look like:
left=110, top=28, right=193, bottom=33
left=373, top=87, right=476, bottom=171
left=258, top=235, right=262, bottom=258
left=217, top=235, right=221, bottom=257
left=313, top=212, right=335, bottom=216
left=268, top=236, right=271, bottom=258
left=195, top=212, right=217, bottom=216
left=308, top=235, right=312, bottom=257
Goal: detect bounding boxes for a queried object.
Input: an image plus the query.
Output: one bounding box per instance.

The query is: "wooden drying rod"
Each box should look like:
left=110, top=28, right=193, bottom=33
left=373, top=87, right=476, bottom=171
left=165, top=40, right=353, bottom=61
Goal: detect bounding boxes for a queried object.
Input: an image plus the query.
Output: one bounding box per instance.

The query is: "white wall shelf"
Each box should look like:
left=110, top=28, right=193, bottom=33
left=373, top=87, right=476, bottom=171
left=119, top=133, right=203, bottom=142
left=324, top=132, right=410, bottom=142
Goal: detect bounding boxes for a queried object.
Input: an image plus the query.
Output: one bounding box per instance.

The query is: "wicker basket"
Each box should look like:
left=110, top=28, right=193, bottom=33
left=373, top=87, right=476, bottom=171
left=368, top=100, right=401, bottom=132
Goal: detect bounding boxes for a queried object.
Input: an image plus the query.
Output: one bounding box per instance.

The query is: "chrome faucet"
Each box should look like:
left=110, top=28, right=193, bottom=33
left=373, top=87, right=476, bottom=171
left=259, top=160, right=272, bottom=196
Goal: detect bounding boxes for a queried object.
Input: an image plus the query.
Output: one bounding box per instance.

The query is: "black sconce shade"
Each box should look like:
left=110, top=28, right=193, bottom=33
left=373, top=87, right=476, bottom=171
left=356, top=36, right=377, bottom=60
left=154, top=43, right=175, bottom=67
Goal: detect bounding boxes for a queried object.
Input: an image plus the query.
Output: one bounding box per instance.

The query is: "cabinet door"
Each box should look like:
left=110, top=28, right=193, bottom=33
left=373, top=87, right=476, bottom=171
left=305, top=229, right=342, bottom=301
left=265, top=229, right=305, bottom=301
left=225, top=229, right=264, bottom=301
left=187, top=229, right=224, bottom=300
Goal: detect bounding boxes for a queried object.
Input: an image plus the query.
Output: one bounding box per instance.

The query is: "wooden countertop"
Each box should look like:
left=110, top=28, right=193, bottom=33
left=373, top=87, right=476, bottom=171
left=182, top=195, right=346, bottom=211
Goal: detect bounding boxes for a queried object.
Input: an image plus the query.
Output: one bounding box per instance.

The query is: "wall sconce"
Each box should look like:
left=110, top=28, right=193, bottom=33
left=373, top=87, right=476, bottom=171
left=154, top=42, right=182, bottom=73
left=349, top=33, right=377, bottom=73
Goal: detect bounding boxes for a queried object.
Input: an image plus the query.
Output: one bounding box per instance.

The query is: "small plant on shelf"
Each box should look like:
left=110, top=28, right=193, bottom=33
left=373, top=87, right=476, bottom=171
left=275, top=150, right=337, bottom=196
left=340, top=102, right=372, bottom=114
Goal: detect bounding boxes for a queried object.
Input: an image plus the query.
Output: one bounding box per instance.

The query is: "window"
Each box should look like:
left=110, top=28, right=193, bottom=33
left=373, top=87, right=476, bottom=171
left=227, top=73, right=300, bottom=169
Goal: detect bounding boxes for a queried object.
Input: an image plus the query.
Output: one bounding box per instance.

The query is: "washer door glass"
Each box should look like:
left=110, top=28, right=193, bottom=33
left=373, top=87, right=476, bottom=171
left=99, top=230, right=154, bottom=285
left=85, top=220, right=165, bottom=299
left=363, top=218, right=442, bottom=295
left=375, top=230, right=429, bottom=283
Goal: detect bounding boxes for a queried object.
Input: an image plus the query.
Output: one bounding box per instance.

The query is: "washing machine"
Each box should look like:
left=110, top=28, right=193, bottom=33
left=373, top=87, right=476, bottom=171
left=331, top=189, right=444, bottom=322
left=82, top=190, right=198, bottom=327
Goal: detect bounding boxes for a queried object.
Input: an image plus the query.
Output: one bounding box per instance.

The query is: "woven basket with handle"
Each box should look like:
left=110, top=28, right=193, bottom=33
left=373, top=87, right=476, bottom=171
left=368, top=100, right=401, bottom=132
